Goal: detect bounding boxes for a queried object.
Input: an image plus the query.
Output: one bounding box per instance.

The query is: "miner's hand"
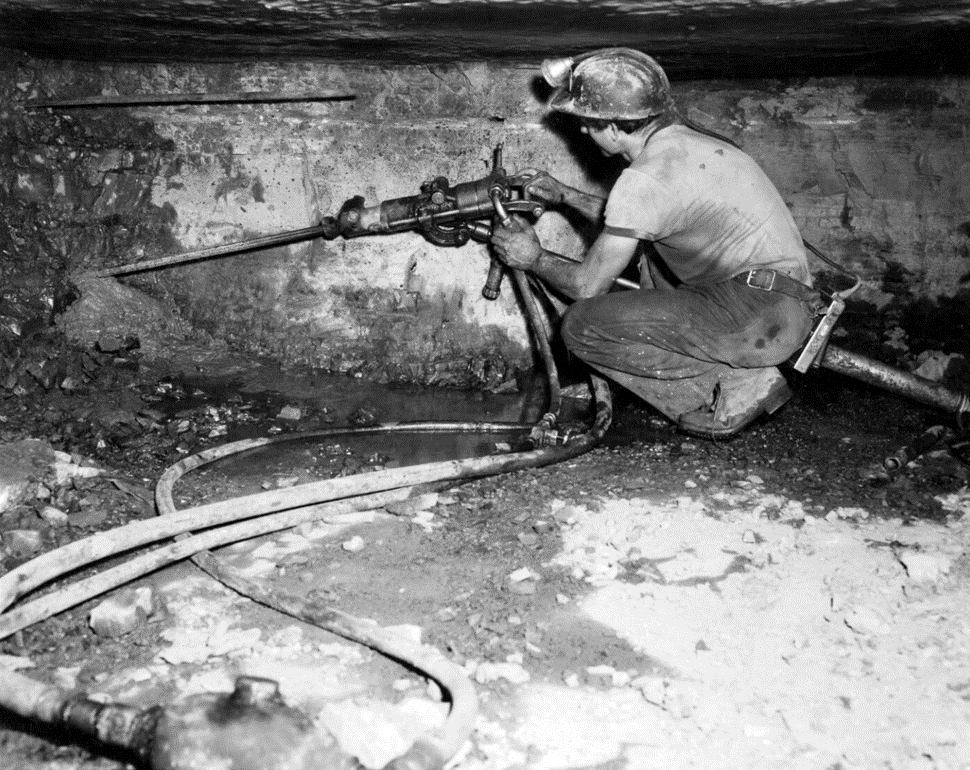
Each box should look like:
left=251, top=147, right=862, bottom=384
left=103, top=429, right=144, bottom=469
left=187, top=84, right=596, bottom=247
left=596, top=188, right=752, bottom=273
left=490, top=215, right=544, bottom=271
left=514, top=169, right=566, bottom=207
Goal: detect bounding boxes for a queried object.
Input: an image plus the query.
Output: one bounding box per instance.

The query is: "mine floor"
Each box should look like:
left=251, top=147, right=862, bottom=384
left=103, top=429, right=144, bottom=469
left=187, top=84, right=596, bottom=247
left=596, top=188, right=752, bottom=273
left=1, top=330, right=969, bottom=770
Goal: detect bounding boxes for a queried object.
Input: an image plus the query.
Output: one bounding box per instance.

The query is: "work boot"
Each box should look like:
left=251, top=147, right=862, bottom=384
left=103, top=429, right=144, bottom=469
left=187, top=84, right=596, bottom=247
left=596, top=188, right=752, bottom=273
left=677, top=368, right=792, bottom=440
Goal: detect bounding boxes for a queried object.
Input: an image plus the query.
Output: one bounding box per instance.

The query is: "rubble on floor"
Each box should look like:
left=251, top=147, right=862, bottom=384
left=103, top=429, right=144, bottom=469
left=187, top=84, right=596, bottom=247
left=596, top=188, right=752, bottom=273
left=0, top=327, right=969, bottom=769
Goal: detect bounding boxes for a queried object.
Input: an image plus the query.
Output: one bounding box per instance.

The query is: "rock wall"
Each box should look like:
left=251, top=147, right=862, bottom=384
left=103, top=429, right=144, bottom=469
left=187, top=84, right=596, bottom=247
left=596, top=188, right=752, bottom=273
left=2, top=56, right=969, bottom=386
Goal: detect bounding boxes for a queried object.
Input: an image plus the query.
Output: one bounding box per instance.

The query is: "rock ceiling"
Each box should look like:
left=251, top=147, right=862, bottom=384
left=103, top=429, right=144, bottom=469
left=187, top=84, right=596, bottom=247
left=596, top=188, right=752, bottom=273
left=0, top=0, right=968, bottom=78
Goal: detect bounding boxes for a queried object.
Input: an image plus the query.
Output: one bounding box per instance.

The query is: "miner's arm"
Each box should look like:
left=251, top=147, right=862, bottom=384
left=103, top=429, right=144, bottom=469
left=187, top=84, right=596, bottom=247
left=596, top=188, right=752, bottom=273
left=519, top=172, right=606, bottom=224
left=490, top=216, right=638, bottom=300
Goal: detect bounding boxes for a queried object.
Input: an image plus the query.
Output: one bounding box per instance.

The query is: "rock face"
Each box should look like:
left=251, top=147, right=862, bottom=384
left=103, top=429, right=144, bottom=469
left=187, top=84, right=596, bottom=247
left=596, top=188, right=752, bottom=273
left=56, top=274, right=199, bottom=361
left=2, top=40, right=969, bottom=384
left=0, top=1, right=966, bottom=78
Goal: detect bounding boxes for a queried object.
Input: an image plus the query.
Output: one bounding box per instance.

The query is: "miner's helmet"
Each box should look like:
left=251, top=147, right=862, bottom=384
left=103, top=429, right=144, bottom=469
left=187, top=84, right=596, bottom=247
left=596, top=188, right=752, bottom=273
left=542, top=48, right=674, bottom=121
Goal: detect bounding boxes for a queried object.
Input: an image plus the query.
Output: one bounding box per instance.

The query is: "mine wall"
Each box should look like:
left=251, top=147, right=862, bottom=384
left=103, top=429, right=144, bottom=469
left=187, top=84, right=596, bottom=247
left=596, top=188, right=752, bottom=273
left=2, top=55, right=969, bottom=387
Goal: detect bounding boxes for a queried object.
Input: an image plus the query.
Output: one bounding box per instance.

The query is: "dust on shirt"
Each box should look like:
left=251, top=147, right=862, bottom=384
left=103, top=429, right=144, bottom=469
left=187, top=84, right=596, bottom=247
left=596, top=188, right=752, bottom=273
left=603, top=124, right=811, bottom=287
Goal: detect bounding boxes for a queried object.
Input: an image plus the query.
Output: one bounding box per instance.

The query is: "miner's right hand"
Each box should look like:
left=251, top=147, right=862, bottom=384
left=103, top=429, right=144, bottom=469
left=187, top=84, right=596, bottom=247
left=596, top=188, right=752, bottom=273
left=514, top=169, right=565, bottom=207
left=490, top=215, right=543, bottom=271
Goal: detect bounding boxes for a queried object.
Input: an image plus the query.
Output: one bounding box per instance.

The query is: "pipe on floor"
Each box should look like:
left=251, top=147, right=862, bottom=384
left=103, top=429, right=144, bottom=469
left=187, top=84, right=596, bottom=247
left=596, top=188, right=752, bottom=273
left=820, top=344, right=970, bottom=429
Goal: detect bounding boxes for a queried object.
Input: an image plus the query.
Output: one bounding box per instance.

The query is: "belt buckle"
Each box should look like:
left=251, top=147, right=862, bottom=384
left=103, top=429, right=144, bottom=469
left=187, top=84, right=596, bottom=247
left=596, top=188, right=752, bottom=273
left=746, top=270, right=775, bottom=291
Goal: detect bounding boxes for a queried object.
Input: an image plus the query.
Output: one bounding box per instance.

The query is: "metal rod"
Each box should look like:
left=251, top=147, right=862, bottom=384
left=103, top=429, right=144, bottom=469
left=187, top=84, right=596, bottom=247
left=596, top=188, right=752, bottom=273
left=884, top=425, right=949, bottom=473
left=86, top=224, right=334, bottom=278
left=29, top=91, right=356, bottom=109
left=820, top=344, right=969, bottom=418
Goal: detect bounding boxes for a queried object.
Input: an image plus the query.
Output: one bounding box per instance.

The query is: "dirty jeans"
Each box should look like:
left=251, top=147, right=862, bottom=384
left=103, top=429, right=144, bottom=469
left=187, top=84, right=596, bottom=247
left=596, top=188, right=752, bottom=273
left=560, top=279, right=815, bottom=421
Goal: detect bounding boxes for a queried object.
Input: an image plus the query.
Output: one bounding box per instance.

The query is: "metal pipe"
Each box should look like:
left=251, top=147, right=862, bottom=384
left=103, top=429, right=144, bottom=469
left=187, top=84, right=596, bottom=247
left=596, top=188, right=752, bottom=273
left=820, top=344, right=970, bottom=426
left=884, top=425, right=949, bottom=473
left=84, top=223, right=339, bottom=278
left=29, top=91, right=356, bottom=109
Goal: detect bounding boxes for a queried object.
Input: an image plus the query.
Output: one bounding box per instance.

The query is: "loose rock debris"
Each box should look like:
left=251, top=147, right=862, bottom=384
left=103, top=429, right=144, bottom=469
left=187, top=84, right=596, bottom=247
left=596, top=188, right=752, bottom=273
left=1, top=331, right=970, bottom=769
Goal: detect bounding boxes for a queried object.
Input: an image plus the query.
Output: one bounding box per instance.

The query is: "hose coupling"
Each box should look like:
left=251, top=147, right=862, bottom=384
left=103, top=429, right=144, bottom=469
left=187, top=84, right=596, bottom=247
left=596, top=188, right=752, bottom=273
left=528, top=413, right=560, bottom=447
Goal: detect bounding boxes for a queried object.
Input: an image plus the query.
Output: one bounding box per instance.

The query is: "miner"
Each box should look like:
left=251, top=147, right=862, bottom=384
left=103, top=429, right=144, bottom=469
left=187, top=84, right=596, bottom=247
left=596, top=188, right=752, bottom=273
left=491, top=47, right=821, bottom=439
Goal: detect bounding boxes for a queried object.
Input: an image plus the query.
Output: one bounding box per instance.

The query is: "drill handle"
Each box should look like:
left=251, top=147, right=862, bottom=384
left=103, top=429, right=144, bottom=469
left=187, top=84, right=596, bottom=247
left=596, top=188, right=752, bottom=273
left=482, top=258, right=504, bottom=300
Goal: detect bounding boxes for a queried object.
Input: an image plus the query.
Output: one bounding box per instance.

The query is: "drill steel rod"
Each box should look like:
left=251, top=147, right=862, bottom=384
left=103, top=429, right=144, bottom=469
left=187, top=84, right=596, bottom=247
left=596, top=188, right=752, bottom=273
left=29, top=91, right=356, bottom=109
left=820, top=344, right=969, bottom=418
left=87, top=224, right=333, bottom=278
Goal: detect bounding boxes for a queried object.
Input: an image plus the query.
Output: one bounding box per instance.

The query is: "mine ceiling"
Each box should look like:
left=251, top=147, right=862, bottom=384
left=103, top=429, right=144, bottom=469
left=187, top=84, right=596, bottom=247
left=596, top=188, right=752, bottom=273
left=0, top=1, right=968, bottom=78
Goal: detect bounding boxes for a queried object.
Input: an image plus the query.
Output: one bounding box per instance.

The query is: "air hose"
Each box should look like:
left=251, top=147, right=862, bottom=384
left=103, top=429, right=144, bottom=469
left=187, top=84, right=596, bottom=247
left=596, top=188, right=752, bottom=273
left=0, top=265, right=612, bottom=770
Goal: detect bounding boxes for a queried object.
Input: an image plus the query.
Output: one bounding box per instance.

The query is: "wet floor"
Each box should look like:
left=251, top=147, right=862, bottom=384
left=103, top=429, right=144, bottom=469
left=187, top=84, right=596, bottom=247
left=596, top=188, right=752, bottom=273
left=158, top=363, right=609, bottom=501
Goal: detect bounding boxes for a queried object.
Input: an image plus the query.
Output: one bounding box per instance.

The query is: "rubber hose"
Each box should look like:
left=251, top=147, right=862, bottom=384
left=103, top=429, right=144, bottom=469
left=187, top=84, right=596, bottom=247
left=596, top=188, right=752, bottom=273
left=0, top=423, right=536, bottom=615
left=189, top=549, right=476, bottom=769
left=0, top=260, right=612, bottom=769
left=512, top=268, right=562, bottom=422
left=149, top=276, right=610, bottom=769
left=0, top=486, right=423, bottom=640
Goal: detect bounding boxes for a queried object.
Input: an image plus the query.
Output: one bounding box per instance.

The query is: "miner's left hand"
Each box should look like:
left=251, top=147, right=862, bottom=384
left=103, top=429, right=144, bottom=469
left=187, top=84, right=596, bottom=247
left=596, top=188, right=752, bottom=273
left=490, top=215, right=543, bottom=270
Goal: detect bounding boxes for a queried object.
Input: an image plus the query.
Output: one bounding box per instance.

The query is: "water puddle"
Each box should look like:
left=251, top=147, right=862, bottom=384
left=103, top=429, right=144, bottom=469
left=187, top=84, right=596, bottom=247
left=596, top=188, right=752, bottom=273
left=154, top=363, right=596, bottom=503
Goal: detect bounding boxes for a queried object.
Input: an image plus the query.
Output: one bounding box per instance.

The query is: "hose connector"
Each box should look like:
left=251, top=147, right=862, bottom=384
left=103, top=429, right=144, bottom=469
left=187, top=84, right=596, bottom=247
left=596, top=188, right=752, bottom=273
left=528, top=412, right=562, bottom=447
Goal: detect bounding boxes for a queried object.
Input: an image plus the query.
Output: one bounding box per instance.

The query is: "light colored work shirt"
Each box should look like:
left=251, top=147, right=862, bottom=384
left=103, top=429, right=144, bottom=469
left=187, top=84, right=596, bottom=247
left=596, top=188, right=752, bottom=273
left=603, top=124, right=811, bottom=287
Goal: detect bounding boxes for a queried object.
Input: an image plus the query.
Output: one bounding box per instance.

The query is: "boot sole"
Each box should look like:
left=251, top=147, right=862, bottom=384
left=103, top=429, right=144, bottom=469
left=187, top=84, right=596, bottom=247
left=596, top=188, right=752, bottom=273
left=678, top=384, right=793, bottom=440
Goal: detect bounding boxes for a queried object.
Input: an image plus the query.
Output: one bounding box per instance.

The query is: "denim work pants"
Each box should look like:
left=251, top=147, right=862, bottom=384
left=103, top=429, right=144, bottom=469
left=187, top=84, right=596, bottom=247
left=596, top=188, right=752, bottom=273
left=560, top=279, right=815, bottom=422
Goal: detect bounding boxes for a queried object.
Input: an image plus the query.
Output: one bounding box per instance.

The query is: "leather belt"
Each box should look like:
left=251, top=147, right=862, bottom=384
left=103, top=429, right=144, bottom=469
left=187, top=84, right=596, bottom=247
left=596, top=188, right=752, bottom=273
left=733, top=269, right=820, bottom=304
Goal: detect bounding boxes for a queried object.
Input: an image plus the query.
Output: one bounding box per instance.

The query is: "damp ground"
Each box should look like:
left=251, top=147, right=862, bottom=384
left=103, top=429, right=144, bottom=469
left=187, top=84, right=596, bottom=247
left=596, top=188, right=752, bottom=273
left=1, top=331, right=969, bottom=770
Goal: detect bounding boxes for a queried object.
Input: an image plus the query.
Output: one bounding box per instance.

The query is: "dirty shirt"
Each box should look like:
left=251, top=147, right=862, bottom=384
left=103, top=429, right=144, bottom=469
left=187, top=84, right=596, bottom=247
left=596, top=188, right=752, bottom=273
left=603, top=124, right=811, bottom=286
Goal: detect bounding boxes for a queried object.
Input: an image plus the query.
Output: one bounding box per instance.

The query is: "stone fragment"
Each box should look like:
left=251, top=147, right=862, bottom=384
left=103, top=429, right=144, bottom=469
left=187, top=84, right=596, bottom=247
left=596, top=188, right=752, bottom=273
left=5, top=529, right=42, bottom=557
left=52, top=450, right=103, bottom=486
left=553, top=505, right=579, bottom=523
left=54, top=667, right=82, bottom=689
left=474, top=661, right=530, bottom=685
left=508, top=567, right=535, bottom=583
left=342, top=535, right=365, bottom=552
left=586, top=664, right=618, bottom=684
left=56, top=274, right=195, bottom=360
left=88, top=586, right=155, bottom=637
left=584, top=664, right=631, bottom=688
left=826, top=506, right=870, bottom=521
left=277, top=405, right=302, bottom=421
left=385, top=493, right=439, bottom=516
left=913, top=351, right=967, bottom=385
left=38, top=505, right=69, bottom=526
